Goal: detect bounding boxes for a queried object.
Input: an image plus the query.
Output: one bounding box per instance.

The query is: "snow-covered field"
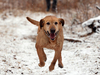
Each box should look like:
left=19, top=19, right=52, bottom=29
left=0, top=11, right=100, bottom=75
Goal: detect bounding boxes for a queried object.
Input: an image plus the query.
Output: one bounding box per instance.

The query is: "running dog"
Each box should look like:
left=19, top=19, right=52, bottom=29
left=26, top=16, right=64, bottom=71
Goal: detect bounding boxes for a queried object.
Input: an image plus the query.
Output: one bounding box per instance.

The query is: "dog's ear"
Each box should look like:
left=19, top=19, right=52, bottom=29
left=40, top=19, right=44, bottom=29
left=59, top=18, right=64, bottom=26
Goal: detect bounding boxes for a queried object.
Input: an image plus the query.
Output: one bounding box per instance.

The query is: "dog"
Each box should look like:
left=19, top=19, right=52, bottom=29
left=80, top=20, right=100, bottom=37
left=26, top=16, right=64, bottom=71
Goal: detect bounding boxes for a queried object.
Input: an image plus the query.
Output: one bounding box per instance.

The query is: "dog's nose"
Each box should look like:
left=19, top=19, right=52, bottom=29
left=93, top=27, right=96, bottom=32
left=50, top=28, right=55, bottom=33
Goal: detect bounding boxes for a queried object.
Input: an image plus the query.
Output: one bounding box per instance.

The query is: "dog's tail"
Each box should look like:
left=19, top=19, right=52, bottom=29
left=26, top=17, right=39, bottom=26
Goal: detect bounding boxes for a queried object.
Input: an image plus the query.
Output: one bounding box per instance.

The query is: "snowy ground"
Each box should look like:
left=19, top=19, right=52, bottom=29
left=0, top=11, right=100, bottom=75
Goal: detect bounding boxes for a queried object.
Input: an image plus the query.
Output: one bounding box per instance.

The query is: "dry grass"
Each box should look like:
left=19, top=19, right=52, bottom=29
left=0, top=0, right=100, bottom=26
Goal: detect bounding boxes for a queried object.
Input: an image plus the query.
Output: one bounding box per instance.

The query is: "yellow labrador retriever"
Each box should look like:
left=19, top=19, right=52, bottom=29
left=26, top=16, right=64, bottom=71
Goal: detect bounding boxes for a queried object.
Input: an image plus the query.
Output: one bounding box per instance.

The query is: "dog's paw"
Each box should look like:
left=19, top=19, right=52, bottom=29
left=49, top=65, right=54, bottom=71
left=58, top=63, right=63, bottom=68
left=38, top=62, right=45, bottom=67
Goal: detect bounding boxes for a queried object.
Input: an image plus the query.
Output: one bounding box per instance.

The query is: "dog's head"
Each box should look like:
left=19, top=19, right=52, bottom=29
left=93, top=20, right=100, bottom=33
left=82, top=20, right=100, bottom=33
left=87, top=20, right=100, bottom=33
left=40, top=16, right=64, bottom=40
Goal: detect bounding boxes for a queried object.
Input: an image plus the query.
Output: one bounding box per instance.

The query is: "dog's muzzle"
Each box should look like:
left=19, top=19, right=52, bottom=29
left=96, top=26, right=100, bottom=33
left=44, top=29, right=59, bottom=40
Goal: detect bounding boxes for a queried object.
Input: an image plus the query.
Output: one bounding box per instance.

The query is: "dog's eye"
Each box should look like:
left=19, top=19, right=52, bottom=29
left=47, top=22, right=50, bottom=25
left=55, top=22, right=58, bottom=25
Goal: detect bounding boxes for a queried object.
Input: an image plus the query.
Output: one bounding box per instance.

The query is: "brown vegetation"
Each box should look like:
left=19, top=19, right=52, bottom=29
left=0, top=0, right=100, bottom=26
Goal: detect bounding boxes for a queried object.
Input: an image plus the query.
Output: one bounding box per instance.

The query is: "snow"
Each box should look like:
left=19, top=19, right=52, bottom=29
left=82, top=16, right=100, bottom=27
left=0, top=12, right=100, bottom=75
left=82, top=16, right=100, bottom=33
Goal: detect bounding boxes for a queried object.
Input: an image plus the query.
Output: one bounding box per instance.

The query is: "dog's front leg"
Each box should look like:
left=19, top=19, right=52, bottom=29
left=49, top=49, right=63, bottom=71
left=58, top=50, right=63, bottom=68
left=36, top=44, right=46, bottom=67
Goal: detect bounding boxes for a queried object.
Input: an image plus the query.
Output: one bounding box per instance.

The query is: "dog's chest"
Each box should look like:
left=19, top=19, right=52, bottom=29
left=50, top=42, right=56, bottom=47
left=44, top=40, right=58, bottom=49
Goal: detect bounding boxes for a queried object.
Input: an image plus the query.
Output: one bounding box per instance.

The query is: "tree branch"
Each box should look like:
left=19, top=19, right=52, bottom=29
left=96, top=5, right=100, bottom=10
left=64, top=38, right=82, bottom=42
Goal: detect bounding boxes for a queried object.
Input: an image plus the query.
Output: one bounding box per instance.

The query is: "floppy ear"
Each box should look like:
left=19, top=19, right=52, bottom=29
left=40, top=19, right=44, bottom=29
left=59, top=18, right=64, bottom=26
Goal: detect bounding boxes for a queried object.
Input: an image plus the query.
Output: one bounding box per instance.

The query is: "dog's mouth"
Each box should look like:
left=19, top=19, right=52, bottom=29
left=44, top=30, right=59, bottom=40
left=50, top=33, right=55, bottom=40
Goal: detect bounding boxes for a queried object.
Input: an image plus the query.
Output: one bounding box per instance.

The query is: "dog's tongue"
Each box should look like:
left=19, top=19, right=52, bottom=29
left=50, top=33, right=55, bottom=40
